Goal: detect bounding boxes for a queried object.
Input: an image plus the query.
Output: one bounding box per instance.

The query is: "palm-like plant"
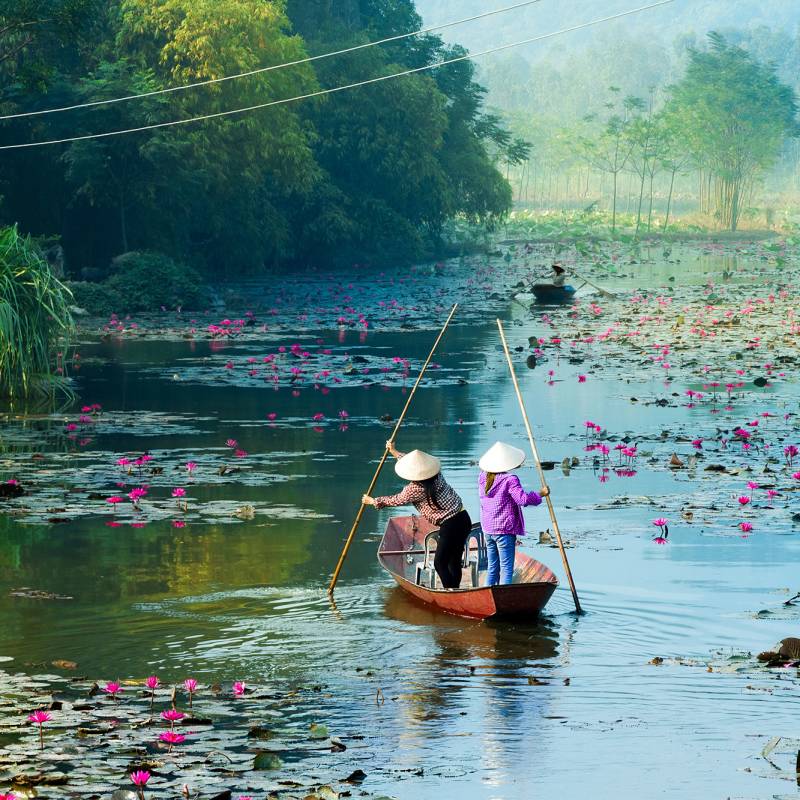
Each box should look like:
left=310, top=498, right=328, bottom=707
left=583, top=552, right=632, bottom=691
left=0, top=225, right=74, bottom=398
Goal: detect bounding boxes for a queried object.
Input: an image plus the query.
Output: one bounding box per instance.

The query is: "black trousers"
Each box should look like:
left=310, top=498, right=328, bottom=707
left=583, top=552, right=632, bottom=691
left=433, top=510, right=472, bottom=589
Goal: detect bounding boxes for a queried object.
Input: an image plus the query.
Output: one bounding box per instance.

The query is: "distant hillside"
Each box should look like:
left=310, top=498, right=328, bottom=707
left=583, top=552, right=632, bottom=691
left=414, top=0, right=800, bottom=60
left=414, top=0, right=800, bottom=116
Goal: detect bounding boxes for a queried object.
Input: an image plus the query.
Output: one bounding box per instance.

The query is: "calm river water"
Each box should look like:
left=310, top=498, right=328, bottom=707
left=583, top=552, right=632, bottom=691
left=1, top=247, right=798, bottom=799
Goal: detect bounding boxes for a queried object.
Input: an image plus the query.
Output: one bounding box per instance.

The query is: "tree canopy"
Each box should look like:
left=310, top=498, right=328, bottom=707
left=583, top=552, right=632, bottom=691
left=665, top=32, right=798, bottom=229
left=0, top=0, right=518, bottom=275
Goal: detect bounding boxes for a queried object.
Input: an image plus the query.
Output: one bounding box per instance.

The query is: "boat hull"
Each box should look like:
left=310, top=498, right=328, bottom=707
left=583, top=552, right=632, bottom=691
left=532, top=283, right=576, bottom=304
left=378, top=516, right=557, bottom=621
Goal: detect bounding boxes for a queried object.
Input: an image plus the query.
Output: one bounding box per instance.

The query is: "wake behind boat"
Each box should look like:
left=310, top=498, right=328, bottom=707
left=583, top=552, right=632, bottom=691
left=377, top=515, right=558, bottom=620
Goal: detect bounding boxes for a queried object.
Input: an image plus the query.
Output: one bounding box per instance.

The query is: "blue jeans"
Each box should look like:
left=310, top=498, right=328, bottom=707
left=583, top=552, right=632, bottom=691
left=486, top=534, right=516, bottom=586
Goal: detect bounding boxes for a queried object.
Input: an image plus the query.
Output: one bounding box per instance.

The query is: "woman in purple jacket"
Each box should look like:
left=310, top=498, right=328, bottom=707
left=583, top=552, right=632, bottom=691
left=478, top=441, right=550, bottom=586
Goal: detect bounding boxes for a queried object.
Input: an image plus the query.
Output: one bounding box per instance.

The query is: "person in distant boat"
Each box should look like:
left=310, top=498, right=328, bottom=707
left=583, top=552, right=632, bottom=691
left=478, top=441, right=550, bottom=586
left=551, top=264, right=567, bottom=287
left=362, top=441, right=471, bottom=589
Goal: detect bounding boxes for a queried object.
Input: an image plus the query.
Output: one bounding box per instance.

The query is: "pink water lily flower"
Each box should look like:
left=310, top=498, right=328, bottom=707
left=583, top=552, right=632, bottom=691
left=128, top=487, right=148, bottom=503
left=312, top=413, right=324, bottom=421
left=737, top=496, right=750, bottom=506
left=225, top=438, right=237, bottom=448
left=28, top=710, right=51, bottom=750
left=185, top=461, right=197, bottom=473
left=130, top=770, right=150, bottom=799
left=104, top=681, right=123, bottom=698
left=161, top=709, right=184, bottom=728
left=172, top=487, right=186, bottom=497
left=739, top=522, right=753, bottom=533
left=159, top=730, right=186, bottom=751
left=145, top=675, right=159, bottom=712
left=233, top=681, right=246, bottom=696
left=184, top=677, right=198, bottom=709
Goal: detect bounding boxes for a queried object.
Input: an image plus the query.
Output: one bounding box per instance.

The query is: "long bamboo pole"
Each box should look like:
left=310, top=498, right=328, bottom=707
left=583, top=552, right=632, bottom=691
left=565, top=269, right=616, bottom=299
left=327, top=303, right=459, bottom=596
left=496, top=318, right=582, bottom=614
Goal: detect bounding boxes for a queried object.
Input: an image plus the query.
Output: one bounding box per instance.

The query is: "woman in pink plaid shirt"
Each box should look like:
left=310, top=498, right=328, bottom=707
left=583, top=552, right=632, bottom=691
left=478, top=441, right=549, bottom=586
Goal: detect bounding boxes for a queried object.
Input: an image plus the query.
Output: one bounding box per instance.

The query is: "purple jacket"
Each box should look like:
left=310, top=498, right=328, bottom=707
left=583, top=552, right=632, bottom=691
left=478, top=472, right=542, bottom=536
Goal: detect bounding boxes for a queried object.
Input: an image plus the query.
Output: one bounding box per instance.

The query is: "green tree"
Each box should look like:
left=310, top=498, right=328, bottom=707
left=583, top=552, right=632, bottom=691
left=581, top=88, right=640, bottom=232
left=665, top=32, right=798, bottom=230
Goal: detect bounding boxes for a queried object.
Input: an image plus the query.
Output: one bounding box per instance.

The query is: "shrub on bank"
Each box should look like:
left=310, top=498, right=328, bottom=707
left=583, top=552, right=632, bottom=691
left=69, top=252, right=209, bottom=314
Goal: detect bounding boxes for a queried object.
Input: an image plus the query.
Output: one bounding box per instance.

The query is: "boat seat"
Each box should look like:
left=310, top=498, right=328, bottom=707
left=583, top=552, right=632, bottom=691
left=413, top=527, right=488, bottom=589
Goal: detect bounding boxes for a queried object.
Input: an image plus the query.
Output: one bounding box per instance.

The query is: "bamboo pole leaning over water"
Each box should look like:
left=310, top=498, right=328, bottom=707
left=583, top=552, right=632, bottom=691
left=566, top=269, right=616, bottom=299
left=327, top=303, right=459, bottom=597
left=496, top=318, right=582, bottom=614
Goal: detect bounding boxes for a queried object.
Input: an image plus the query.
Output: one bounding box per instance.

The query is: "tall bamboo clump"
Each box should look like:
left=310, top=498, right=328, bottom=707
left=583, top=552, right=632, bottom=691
left=0, top=225, right=74, bottom=399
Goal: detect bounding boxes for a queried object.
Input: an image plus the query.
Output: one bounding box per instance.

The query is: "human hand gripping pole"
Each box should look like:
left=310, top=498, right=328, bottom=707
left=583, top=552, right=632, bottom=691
left=327, top=303, right=459, bottom=596
left=496, top=318, right=582, bottom=614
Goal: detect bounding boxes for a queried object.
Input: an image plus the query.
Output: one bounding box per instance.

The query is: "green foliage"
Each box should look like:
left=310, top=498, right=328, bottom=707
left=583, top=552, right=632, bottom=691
left=67, top=281, right=125, bottom=316
left=69, top=252, right=208, bottom=314
left=0, top=0, right=514, bottom=273
left=0, top=224, right=73, bottom=398
left=665, top=33, right=799, bottom=230
left=104, top=252, right=209, bottom=313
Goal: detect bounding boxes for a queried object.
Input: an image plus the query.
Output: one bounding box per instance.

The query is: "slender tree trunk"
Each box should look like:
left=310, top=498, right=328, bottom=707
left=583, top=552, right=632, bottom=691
left=611, top=170, right=618, bottom=233
left=730, top=180, right=740, bottom=231
left=635, top=166, right=646, bottom=233
left=663, top=168, right=677, bottom=231
left=524, top=162, right=532, bottom=203
left=646, top=171, right=655, bottom=231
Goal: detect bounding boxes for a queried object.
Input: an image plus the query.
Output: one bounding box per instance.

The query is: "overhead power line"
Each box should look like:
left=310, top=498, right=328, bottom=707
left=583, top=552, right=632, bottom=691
left=0, top=0, right=675, bottom=151
left=0, top=0, right=546, bottom=121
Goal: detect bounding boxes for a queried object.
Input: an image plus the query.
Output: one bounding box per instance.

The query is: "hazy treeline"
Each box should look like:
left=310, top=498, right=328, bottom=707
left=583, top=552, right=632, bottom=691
left=477, top=24, right=800, bottom=230
left=0, top=0, right=527, bottom=276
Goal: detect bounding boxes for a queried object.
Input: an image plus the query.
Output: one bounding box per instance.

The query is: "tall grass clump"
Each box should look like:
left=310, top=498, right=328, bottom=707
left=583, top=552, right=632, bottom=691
left=0, top=225, right=74, bottom=398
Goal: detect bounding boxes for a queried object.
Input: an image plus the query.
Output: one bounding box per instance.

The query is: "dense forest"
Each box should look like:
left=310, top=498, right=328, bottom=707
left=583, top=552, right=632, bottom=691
left=0, top=0, right=524, bottom=278
left=1, top=0, right=799, bottom=289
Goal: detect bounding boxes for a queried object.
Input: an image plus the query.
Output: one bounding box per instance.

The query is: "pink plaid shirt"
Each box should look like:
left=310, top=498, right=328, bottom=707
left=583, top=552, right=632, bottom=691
left=374, top=473, right=462, bottom=526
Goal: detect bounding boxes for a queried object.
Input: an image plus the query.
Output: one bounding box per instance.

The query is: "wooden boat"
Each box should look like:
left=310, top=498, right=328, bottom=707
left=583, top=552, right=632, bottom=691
left=531, top=283, right=577, bottom=304
left=377, top=515, right=558, bottom=621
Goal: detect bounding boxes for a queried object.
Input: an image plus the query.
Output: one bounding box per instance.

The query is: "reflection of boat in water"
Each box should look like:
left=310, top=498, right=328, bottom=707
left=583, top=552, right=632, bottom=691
left=383, top=587, right=560, bottom=662
left=377, top=515, right=557, bottom=621
left=531, top=283, right=577, bottom=304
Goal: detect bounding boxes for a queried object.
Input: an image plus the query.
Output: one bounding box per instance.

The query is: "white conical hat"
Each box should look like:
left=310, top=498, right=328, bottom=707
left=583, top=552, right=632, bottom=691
left=479, top=441, right=526, bottom=473
left=395, top=449, right=441, bottom=481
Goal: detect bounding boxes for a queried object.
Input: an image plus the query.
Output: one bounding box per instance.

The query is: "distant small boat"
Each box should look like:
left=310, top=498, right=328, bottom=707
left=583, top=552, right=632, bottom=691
left=531, top=283, right=577, bottom=304
left=377, top=515, right=558, bottom=621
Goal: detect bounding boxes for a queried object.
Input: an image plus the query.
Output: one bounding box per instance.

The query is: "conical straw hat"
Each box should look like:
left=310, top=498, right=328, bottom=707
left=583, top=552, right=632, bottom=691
left=479, top=441, right=526, bottom=473
left=395, top=449, right=441, bottom=481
